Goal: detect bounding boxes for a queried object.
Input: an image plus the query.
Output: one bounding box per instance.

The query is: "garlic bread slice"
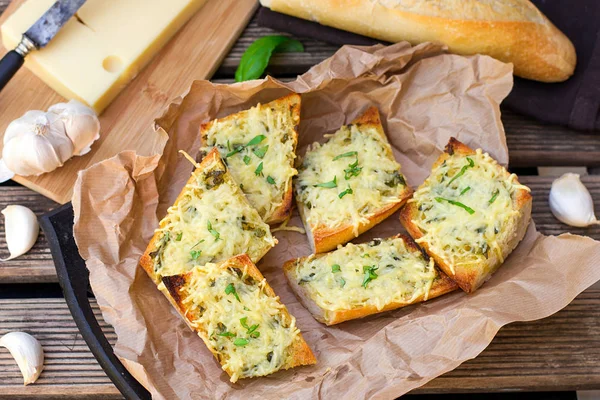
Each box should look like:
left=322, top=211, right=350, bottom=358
left=162, top=254, right=316, bottom=383
left=140, top=148, right=276, bottom=284
left=295, top=107, right=412, bottom=253
left=200, top=94, right=300, bottom=224
left=283, top=235, right=457, bottom=325
left=400, top=138, right=532, bottom=293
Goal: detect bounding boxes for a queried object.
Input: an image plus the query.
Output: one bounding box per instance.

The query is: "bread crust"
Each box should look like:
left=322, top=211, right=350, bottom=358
left=262, top=0, right=576, bottom=82
left=399, top=137, right=532, bottom=293
left=139, top=148, right=275, bottom=285
left=162, top=254, right=316, bottom=380
left=199, top=93, right=300, bottom=225
left=283, top=234, right=458, bottom=325
left=298, top=106, right=413, bottom=253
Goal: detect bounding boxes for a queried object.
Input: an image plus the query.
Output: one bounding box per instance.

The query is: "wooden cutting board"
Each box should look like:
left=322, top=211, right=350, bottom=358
left=0, top=0, right=258, bottom=204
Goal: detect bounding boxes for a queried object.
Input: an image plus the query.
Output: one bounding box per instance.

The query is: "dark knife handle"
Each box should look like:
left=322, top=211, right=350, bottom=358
left=0, top=50, right=25, bottom=92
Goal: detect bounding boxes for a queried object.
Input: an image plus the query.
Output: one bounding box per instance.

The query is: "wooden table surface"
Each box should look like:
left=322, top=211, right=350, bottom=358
left=1, top=1, right=600, bottom=398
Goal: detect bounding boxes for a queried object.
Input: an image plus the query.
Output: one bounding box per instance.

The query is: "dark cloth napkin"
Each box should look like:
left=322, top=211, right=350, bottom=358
left=257, top=2, right=600, bottom=132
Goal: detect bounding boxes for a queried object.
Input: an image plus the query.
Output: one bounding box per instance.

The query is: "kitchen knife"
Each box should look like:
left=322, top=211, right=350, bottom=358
left=0, top=0, right=87, bottom=92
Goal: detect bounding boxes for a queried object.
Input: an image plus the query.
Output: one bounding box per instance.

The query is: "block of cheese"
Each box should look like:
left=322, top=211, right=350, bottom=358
left=1, top=0, right=206, bottom=113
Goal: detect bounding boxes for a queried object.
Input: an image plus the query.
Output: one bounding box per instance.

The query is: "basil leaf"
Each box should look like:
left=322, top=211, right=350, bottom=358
left=448, top=157, right=475, bottom=186
left=175, top=232, right=183, bottom=241
left=460, top=186, right=471, bottom=196
left=226, top=145, right=244, bottom=158
left=234, top=338, right=249, bottom=346
left=344, top=162, right=362, bottom=180
left=489, top=188, right=500, bottom=204
left=235, top=36, right=304, bottom=82
left=331, top=264, right=341, bottom=273
left=240, top=317, right=249, bottom=330
left=362, top=265, right=379, bottom=288
left=314, top=176, right=337, bottom=188
left=253, top=145, right=269, bottom=159
left=435, top=197, right=475, bottom=214
left=333, top=151, right=358, bottom=161
left=255, top=162, right=264, bottom=176
left=266, top=176, right=276, bottom=184
left=338, top=187, right=353, bottom=199
left=190, top=250, right=202, bottom=260
left=225, top=283, right=241, bottom=302
left=207, top=221, right=220, bottom=240
left=243, top=155, right=251, bottom=165
left=246, top=135, right=266, bottom=147
left=340, top=278, right=346, bottom=287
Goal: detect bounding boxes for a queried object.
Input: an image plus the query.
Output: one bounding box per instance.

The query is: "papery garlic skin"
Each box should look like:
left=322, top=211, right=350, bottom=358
left=48, top=100, right=100, bottom=156
left=2, top=111, right=73, bottom=176
left=549, top=173, right=600, bottom=228
left=1, top=205, right=39, bottom=261
left=0, top=331, right=45, bottom=385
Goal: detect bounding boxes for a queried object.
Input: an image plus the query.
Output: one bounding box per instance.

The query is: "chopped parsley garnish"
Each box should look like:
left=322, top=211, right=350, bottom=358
left=255, top=161, right=264, bottom=176
left=331, top=264, right=341, bottom=273
left=344, top=159, right=362, bottom=180
left=226, top=140, right=231, bottom=151
left=338, top=186, right=353, bottom=199
left=460, top=186, right=471, bottom=196
left=175, top=232, right=183, bottom=241
left=266, top=176, right=276, bottom=184
left=252, top=145, right=269, bottom=159
left=240, top=317, right=260, bottom=338
left=234, top=338, right=249, bottom=346
left=340, top=278, right=346, bottom=287
left=217, top=331, right=235, bottom=337
left=489, top=189, right=500, bottom=204
left=225, top=283, right=241, bottom=302
left=243, top=155, right=251, bottom=165
left=190, top=250, right=202, bottom=260
left=191, top=239, right=205, bottom=249
left=435, top=197, right=475, bottom=215
left=447, top=157, right=474, bottom=186
left=225, top=145, right=244, bottom=158
left=314, top=176, right=337, bottom=188
left=207, top=221, right=220, bottom=240
left=362, top=265, right=378, bottom=288
left=246, top=135, right=266, bottom=147
left=333, top=151, right=358, bottom=161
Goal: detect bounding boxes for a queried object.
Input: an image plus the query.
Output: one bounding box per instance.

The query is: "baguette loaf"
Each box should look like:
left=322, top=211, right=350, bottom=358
left=260, top=0, right=576, bottom=82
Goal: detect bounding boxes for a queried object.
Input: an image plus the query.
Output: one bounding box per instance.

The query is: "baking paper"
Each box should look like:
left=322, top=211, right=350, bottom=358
left=72, top=42, right=600, bottom=399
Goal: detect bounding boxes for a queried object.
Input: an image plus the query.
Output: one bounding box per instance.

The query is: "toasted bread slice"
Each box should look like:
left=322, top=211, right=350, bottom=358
left=400, top=138, right=532, bottom=293
left=140, top=148, right=277, bottom=284
left=199, top=94, right=300, bottom=224
left=294, top=107, right=413, bottom=253
left=283, top=234, right=458, bottom=325
left=161, top=254, right=316, bottom=382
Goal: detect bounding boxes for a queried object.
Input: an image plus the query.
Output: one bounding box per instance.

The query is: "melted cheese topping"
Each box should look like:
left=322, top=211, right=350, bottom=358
left=293, top=237, right=436, bottom=312
left=150, top=157, right=276, bottom=279
left=181, top=262, right=300, bottom=382
left=410, top=149, right=530, bottom=274
left=201, top=102, right=298, bottom=222
left=295, top=123, right=408, bottom=235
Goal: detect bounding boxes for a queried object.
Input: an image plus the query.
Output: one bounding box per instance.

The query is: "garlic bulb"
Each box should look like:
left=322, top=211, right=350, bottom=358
left=0, top=331, right=45, bottom=385
left=3, top=111, right=73, bottom=176
left=0, top=100, right=100, bottom=180
left=1, top=205, right=39, bottom=261
left=549, top=173, right=600, bottom=227
left=49, top=100, right=100, bottom=156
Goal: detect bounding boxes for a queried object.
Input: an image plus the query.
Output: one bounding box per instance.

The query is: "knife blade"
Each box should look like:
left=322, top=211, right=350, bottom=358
left=0, top=0, right=87, bottom=92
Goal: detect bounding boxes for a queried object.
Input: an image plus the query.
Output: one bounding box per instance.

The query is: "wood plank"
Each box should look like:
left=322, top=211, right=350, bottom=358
left=0, top=0, right=258, bottom=204
left=2, top=175, right=600, bottom=284
left=1, top=292, right=600, bottom=398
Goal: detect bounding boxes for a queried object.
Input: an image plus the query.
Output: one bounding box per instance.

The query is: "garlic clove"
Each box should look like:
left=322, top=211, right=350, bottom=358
left=0, top=159, right=15, bottom=183
left=48, top=100, right=100, bottom=156
left=1, top=205, right=39, bottom=261
left=0, top=331, right=45, bottom=385
left=549, top=173, right=600, bottom=228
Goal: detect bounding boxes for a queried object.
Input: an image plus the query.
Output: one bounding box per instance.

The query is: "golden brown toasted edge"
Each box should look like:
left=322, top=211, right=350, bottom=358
left=400, top=137, right=532, bottom=293
left=139, top=148, right=224, bottom=285
left=283, top=234, right=458, bottom=325
left=163, top=254, right=316, bottom=377
left=199, top=93, right=301, bottom=225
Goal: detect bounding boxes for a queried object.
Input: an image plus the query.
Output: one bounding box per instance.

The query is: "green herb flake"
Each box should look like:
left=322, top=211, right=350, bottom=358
left=331, top=264, right=341, bottom=273
left=225, top=145, right=244, bottom=158
left=266, top=176, right=276, bottom=184
left=190, top=250, right=202, bottom=260
left=225, top=283, right=241, bottom=302
left=175, top=232, right=183, bottom=241
left=344, top=160, right=362, bottom=180
left=340, top=278, right=346, bottom=288
left=243, top=155, right=252, bottom=165
left=191, top=239, right=205, bottom=249
left=234, top=338, right=249, bottom=347
left=333, top=151, right=358, bottom=161
left=246, top=135, right=267, bottom=147
left=489, top=189, right=500, bottom=204
left=338, top=186, right=353, bottom=199
left=255, top=162, right=264, bottom=176
left=314, top=176, right=337, bottom=188
left=252, top=145, right=269, bottom=159
left=362, top=265, right=379, bottom=288
left=217, top=332, right=235, bottom=337
left=207, top=221, right=220, bottom=240
left=435, top=197, right=475, bottom=215
left=448, top=157, right=475, bottom=186
left=460, top=186, right=471, bottom=196
left=226, top=140, right=231, bottom=151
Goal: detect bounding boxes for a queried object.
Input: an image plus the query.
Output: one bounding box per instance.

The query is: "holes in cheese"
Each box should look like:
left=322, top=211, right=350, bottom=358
left=410, top=148, right=531, bottom=275
left=149, top=150, right=276, bottom=281
left=289, top=236, right=439, bottom=315
left=295, top=107, right=410, bottom=236
left=200, top=94, right=300, bottom=223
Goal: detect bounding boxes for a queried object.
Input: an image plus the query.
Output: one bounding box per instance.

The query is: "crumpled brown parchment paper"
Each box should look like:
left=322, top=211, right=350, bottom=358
left=72, top=43, right=600, bottom=400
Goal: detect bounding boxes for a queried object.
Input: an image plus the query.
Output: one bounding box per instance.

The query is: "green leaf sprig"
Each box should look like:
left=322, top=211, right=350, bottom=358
left=207, top=221, right=220, bottom=240
left=362, top=265, right=378, bottom=288
left=435, top=197, right=475, bottom=215
left=225, top=283, right=241, bottom=302
left=447, top=157, right=474, bottom=186
left=235, top=36, right=304, bottom=82
left=314, top=176, right=337, bottom=188
left=489, top=189, right=500, bottom=204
